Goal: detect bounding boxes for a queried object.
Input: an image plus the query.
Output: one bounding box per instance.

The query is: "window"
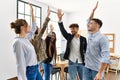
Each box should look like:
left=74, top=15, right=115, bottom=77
left=47, top=11, right=62, bottom=55
left=17, top=0, right=42, bottom=27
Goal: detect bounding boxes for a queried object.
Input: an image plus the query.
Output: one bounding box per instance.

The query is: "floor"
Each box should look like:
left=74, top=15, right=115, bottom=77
left=7, top=71, right=120, bottom=80
left=104, top=71, right=120, bottom=80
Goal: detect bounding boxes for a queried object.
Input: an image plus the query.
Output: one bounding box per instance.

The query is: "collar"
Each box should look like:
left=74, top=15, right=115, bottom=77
left=89, top=31, right=101, bottom=38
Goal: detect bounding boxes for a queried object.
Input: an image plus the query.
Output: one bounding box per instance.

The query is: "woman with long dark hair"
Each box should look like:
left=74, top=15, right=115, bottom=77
left=43, top=26, right=57, bottom=80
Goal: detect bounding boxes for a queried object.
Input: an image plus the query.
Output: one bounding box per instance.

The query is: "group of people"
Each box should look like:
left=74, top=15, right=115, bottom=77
left=10, top=1, right=110, bottom=80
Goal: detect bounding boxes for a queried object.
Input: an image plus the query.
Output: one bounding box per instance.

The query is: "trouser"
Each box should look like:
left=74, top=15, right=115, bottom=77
left=68, top=60, right=84, bottom=80
left=83, top=67, right=104, bottom=80
left=42, top=63, right=53, bottom=80
left=26, top=64, right=43, bottom=80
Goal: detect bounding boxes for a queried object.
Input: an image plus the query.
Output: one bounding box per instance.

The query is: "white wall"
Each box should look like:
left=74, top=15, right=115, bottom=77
left=67, top=0, right=120, bottom=54
left=0, top=0, right=68, bottom=79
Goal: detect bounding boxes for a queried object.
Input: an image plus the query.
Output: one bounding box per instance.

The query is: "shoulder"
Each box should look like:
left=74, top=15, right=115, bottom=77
left=13, top=37, right=23, bottom=47
left=80, top=36, right=86, bottom=40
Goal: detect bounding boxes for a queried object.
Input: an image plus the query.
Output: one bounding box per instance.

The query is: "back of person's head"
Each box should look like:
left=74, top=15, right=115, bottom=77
left=10, top=19, right=28, bottom=34
left=69, top=23, right=79, bottom=28
left=91, top=18, right=103, bottom=28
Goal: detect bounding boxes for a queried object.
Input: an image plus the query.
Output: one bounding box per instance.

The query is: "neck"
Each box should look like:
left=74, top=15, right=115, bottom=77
left=91, top=29, right=99, bottom=34
left=74, top=33, right=80, bottom=38
left=19, top=32, right=27, bottom=38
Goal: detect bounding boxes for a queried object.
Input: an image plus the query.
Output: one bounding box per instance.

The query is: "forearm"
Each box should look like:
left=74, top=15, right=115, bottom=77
left=89, top=10, right=95, bottom=20
left=31, top=10, right=35, bottom=22
left=37, top=17, right=50, bottom=40
left=98, top=63, right=108, bottom=74
left=58, top=22, right=68, bottom=40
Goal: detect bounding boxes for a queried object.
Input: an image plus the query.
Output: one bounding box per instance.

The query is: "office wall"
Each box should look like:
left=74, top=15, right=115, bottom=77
left=0, top=0, right=68, bottom=79
left=67, top=0, right=120, bottom=54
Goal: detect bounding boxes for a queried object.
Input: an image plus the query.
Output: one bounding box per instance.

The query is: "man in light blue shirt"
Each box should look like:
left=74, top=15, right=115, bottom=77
left=83, top=1, right=110, bottom=80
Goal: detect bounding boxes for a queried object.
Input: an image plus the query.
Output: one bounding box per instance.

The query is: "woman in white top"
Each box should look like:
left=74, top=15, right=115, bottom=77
left=10, top=4, right=42, bottom=80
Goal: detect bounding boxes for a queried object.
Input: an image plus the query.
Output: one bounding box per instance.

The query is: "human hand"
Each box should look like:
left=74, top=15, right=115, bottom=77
left=93, top=1, right=98, bottom=11
left=50, top=24, right=54, bottom=32
left=57, top=9, right=64, bottom=21
left=94, top=72, right=102, bottom=80
left=29, top=3, right=33, bottom=13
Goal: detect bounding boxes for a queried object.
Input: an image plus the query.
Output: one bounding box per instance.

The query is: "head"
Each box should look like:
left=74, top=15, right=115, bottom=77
left=69, top=23, right=79, bottom=35
left=10, top=19, right=30, bottom=34
left=88, top=18, right=102, bottom=33
left=50, top=32, right=56, bottom=43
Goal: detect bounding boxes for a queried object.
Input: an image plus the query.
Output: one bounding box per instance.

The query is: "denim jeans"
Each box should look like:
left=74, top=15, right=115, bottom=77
left=42, top=63, right=52, bottom=80
left=68, top=60, right=84, bottom=80
left=26, top=64, right=43, bottom=80
left=83, top=67, right=104, bottom=80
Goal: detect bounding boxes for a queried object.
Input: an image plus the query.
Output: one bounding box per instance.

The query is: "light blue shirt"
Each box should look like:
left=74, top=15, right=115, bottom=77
left=85, top=31, right=110, bottom=71
left=13, top=22, right=37, bottom=80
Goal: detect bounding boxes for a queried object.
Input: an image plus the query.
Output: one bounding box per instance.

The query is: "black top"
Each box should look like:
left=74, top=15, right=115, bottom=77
left=58, top=22, right=87, bottom=64
left=43, top=36, right=55, bottom=63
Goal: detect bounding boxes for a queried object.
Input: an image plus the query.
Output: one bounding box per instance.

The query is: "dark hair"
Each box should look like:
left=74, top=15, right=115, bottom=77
left=10, top=19, right=28, bottom=34
left=35, top=27, right=39, bottom=34
left=91, top=18, right=103, bottom=28
left=51, top=32, right=56, bottom=44
left=69, top=23, right=79, bottom=28
left=45, top=32, right=57, bottom=57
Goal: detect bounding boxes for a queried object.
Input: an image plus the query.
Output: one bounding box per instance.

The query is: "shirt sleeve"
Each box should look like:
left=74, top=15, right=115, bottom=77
left=100, top=36, right=111, bottom=64
left=27, top=22, right=37, bottom=40
left=86, top=19, right=90, bottom=26
left=13, top=41, right=27, bottom=80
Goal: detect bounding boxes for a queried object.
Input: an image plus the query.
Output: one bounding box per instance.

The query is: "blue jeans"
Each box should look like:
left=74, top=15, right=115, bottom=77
left=26, top=64, right=43, bottom=80
left=83, top=67, right=104, bottom=80
left=68, top=60, right=84, bottom=80
left=42, top=63, right=52, bottom=80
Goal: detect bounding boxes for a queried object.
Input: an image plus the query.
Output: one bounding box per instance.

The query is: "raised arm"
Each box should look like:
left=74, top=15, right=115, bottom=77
left=36, top=6, right=50, bottom=40
left=27, top=4, right=37, bottom=40
left=89, top=1, right=98, bottom=20
left=57, top=9, right=69, bottom=40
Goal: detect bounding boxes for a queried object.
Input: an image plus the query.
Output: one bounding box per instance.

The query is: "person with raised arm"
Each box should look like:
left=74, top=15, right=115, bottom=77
left=57, top=9, right=87, bottom=80
left=83, top=1, right=110, bottom=80
left=10, top=4, right=43, bottom=80
left=42, top=24, right=57, bottom=80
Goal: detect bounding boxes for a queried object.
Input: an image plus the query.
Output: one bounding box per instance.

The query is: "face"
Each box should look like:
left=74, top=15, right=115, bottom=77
left=50, top=33, right=56, bottom=42
left=70, top=27, right=78, bottom=35
left=88, top=20, right=98, bottom=32
left=25, top=24, right=30, bottom=33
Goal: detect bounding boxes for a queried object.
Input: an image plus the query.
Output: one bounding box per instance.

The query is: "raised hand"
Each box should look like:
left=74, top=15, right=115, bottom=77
left=29, top=3, right=35, bottom=22
left=47, top=6, right=50, bottom=17
left=89, top=1, right=99, bottom=19
left=57, top=9, right=64, bottom=21
left=29, top=3, right=33, bottom=13
left=93, top=1, right=98, bottom=11
left=50, top=24, right=54, bottom=32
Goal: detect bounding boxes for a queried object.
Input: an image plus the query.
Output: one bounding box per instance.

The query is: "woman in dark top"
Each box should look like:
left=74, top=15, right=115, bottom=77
left=43, top=31, right=57, bottom=80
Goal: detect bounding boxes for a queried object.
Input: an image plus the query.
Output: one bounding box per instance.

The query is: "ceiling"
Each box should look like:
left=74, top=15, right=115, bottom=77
left=36, top=0, right=99, bottom=13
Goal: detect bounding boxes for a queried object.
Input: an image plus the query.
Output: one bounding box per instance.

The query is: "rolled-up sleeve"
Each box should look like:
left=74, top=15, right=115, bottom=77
left=27, top=22, right=37, bottom=40
left=100, top=36, right=111, bottom=64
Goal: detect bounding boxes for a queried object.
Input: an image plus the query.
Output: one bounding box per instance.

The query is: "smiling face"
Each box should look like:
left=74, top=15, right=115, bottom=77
left=69, top=23, right=79, bottom=35
left=50, top=32, right=56, bottom=42
left=70, top=27, right=79, bottom=35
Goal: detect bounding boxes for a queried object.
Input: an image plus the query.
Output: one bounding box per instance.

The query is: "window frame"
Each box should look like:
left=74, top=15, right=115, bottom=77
left=17, top=0, right=42, bottom=28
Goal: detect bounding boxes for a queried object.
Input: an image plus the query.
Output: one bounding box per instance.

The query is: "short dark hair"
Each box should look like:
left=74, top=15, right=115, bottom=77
left=69, top=23, right=79, bottom=28
left=91, top=18, right=103, bottom=28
